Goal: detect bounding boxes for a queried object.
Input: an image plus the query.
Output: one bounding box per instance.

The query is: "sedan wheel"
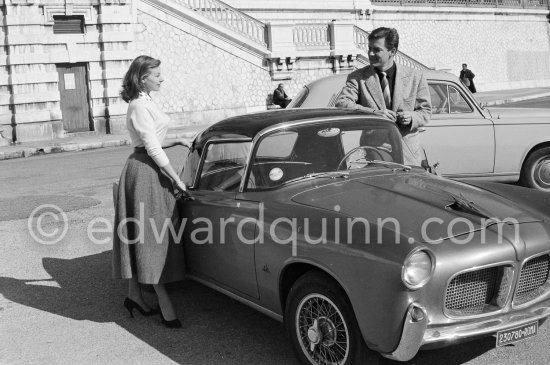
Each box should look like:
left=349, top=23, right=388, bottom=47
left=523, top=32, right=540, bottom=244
left=285, top=271, right=378, bottom=365
left=521, top=147, right=550, bottom=191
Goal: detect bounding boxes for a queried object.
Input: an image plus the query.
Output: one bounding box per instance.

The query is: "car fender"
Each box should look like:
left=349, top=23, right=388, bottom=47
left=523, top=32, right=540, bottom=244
left=277, top=243, right=413, bottom=354
left=490, top=115, right=550, bottom=174
left=461, top=181, right=550, bottom=218
left=260, top=201, right=415, bottom=354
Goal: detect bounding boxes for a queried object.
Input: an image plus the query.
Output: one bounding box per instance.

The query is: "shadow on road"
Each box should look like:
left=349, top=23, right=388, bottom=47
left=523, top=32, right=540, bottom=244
left=0, top=251, right=297, bottom=364
left=0, top=250, right=496, bottom=364
left=380, top=339, right=496, bottom=365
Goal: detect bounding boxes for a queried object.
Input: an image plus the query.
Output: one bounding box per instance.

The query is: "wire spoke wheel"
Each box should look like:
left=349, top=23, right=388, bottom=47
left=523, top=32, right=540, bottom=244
left=296, top=294, right=350, bottom=365
left=286, top=272, right=378, bottom=365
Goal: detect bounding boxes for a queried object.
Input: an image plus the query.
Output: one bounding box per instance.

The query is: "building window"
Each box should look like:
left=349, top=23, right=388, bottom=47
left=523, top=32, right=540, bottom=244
left=53, top=15, right=85, bottom=34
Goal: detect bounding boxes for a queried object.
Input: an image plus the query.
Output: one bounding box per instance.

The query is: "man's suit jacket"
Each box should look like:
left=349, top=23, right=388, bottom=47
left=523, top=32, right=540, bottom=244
left=335, top=64, right=431, bottom=166
left=460, top=69, right=476, bottom=93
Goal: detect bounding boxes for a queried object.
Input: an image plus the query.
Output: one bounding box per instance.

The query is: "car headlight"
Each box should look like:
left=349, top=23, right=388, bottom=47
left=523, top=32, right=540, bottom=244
left=402, top=248, right=434, bottom=290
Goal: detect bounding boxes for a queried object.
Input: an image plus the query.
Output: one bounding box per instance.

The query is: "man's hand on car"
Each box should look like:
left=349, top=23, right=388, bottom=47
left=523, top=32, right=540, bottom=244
left=374, top=109, right=397, bottom=122
left=396, top=109, right=412, bottom=126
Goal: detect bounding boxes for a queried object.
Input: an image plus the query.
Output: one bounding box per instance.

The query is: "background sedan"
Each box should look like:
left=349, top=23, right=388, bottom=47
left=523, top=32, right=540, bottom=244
left=287, top=71, right=550, bottom=192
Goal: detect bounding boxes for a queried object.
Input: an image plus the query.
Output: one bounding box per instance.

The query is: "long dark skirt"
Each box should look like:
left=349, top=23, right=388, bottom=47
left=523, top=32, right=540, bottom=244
left=112, top=151, right=185, bottom=284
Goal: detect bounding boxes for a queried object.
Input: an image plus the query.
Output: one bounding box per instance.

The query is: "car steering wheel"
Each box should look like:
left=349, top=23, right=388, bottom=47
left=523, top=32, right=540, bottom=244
left=337, top=146, right=385, bottom=170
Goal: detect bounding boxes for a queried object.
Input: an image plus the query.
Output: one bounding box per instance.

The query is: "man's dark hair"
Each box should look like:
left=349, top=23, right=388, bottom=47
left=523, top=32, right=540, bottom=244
left=462, top=63, right=468, bottom=67
left=368, top=27, right=399, bottom=51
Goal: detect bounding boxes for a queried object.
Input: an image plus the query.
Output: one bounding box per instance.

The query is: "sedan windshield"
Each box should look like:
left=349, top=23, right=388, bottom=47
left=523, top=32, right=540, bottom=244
left=246, top=119, right=403, bottom=190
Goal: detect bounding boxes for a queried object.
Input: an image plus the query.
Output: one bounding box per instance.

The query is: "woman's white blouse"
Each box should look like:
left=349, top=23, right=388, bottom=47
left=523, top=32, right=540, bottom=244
left=126, top=93, right=170, bottom=167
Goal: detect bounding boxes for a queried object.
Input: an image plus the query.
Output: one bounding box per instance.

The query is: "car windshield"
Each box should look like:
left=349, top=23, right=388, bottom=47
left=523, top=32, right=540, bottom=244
left=246, top=119, right=404, bottom=190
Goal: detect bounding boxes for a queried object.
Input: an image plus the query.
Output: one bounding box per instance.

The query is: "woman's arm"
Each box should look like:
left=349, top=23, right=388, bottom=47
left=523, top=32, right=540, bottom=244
left=161, top=138, right=192, bottom=149
left=160, top=163, right=186, bottom=192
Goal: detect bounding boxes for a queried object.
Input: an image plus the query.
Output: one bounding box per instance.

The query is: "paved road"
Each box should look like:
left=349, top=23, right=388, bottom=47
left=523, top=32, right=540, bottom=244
left=1, top=146, right=549, bottom=364
left=495, top=96, right=550, bottom=109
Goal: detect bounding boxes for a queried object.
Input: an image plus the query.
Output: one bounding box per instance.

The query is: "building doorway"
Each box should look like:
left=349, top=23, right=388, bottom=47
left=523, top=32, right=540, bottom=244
left=56, top=63, right=92, bottom=132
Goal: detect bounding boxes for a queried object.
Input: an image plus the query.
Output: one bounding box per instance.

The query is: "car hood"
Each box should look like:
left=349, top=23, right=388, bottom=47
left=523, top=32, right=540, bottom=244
left=488, top=107, right=550, bottom=121
left=291, top=172, right=543, bottom=243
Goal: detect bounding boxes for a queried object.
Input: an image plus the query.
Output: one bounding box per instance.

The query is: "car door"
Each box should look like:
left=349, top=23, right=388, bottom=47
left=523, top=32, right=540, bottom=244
left=422, top=81, right=495, bottom=176
left=182, top=140, right=260, bottom=299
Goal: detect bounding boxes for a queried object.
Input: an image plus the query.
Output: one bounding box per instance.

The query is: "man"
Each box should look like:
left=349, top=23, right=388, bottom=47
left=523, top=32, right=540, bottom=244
left=459, top=63, right=476, bottom=93
left=335, top=27, right=431, bottom=166
left=273, top=83, right=292, bottom=108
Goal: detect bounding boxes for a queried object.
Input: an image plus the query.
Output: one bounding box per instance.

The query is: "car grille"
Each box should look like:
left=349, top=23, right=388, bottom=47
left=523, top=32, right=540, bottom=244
left=444, top=267, right=499, bottom=316
left=514, top=255, right=550, bottom=306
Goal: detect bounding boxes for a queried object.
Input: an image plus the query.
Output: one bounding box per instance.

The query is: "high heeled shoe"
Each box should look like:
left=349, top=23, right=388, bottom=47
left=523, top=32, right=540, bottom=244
left=123, top=297, right=158, bottom=318
left=159, top=308, right=182, bottom=328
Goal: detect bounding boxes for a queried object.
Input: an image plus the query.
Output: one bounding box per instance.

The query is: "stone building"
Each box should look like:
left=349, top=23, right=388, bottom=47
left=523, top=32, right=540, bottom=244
left=0, top=0, right=135, bottom=143
left=1, top=0, right=549, bottom=143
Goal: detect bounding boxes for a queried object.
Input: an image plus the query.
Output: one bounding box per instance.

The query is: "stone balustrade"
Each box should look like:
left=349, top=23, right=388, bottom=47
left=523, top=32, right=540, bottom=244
left=267, top=21, right=430, bottom=80
left=293, top=25, right=331, bottom=49
left=371, top=0, right=549, bottom=8
left=170, top=0, right=267, bottom=46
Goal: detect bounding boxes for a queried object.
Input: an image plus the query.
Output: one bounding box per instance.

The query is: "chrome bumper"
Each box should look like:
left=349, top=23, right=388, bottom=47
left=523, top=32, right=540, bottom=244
left=381, top=298, right=550, bottom=362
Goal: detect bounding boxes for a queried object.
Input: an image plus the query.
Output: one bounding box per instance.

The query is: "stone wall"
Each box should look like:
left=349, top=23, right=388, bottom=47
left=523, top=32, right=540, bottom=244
left=137, top=9, right=271, bottom=126
left=3, top=0, right=548, bottom=142
left=225, top=1, right=550, bottom=92
left=366, top=7, right=550, bottom=91
left=134, top=2, right=344, bottom=128
left=0, top=1, right=136, bottom=143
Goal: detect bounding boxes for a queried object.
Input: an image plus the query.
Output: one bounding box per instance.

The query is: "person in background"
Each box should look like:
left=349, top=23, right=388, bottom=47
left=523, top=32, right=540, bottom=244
left=113, top=55, right=188, bottom=329
left=460, top=63, right=477, bottom=93
left=273, top=83, right=292, bottom=108
left=335, top=27, right=431, bottom=166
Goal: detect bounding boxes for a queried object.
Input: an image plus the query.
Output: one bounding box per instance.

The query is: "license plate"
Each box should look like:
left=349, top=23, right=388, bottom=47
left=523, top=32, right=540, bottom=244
left=496, top=321, right=538, bottom=347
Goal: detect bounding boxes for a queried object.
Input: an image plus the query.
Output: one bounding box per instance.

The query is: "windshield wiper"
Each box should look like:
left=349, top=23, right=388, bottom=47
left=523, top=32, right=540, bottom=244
left=285, top=171, right=350, bottom=184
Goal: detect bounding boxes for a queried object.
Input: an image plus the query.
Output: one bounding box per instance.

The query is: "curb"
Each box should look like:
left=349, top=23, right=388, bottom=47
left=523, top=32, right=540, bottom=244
left=0, top=130, right=201, bottom=162
left=482, top=92, right=550, bottom=107
left=0, top=138, right=131, bottom=161
left=0, top=90, right=547, bottom=162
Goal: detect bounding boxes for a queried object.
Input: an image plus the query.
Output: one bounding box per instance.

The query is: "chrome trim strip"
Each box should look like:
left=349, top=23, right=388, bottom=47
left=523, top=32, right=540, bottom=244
left=423, top=297, right=550, bottom=347
left=443, top=260, right=516, bottom=320
left=443, top=172, right=519, bottom=180
left=188, top=274, right=283, bottom=322
left=257, top=115, right=380, bottom=140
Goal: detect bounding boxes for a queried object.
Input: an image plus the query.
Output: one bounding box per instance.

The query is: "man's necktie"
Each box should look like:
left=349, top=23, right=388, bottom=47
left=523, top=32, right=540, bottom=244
left=381, top=72, right=392, bottom=109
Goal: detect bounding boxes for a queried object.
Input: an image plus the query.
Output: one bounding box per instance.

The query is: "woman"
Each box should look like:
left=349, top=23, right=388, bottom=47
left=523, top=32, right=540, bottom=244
left=113, top=55, right=186, bottom=328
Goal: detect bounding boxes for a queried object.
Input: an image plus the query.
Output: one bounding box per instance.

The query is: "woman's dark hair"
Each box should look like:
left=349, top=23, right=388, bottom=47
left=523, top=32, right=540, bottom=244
left=120, top=55, right=161, bottom=103
left=368, top=27, right=399, bottom=51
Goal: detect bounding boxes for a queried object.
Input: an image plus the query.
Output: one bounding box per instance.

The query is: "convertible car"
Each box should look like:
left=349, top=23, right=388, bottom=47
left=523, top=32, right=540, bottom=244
left=287, top=71, right=550, bottom=192
left=173, top=108, right=550, bottom=364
